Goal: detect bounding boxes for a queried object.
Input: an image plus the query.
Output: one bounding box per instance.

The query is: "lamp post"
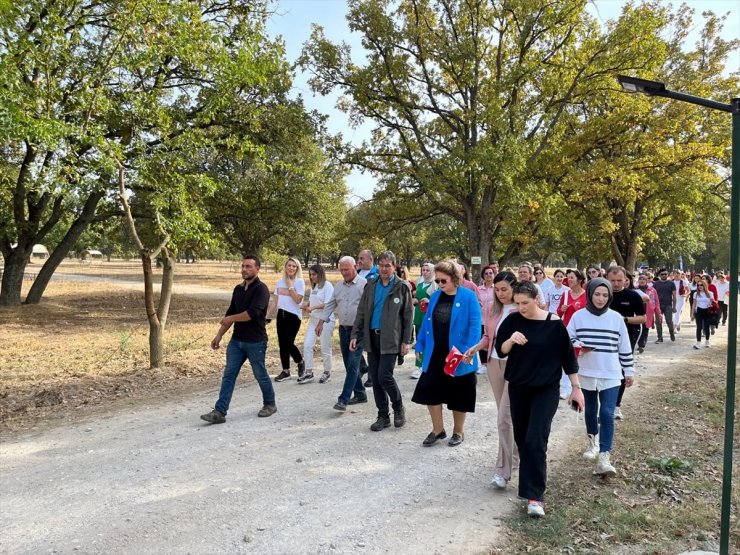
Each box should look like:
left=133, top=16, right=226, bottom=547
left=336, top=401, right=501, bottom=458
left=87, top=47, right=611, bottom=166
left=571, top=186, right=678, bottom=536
left=617, top=74, right=739, bottom=555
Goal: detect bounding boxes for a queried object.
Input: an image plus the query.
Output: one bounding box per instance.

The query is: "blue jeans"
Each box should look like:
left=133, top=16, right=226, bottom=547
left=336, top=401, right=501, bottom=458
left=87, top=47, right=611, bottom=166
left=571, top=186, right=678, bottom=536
left=583, top=385, right=620, bottom=453
left=338, top=326, right=366, bottom=404
left=215, top=339, right=275, bottom=415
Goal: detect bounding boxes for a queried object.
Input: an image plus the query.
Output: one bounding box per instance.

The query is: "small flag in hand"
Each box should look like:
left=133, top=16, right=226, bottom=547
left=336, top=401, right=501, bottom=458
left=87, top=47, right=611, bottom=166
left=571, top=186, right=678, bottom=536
left=444, top=347, right=464, bottom=376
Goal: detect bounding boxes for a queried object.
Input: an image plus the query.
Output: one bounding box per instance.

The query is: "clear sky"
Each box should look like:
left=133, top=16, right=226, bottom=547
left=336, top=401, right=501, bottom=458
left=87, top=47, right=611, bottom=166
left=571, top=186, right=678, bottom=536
left=266, top=0, right=740, bottom=201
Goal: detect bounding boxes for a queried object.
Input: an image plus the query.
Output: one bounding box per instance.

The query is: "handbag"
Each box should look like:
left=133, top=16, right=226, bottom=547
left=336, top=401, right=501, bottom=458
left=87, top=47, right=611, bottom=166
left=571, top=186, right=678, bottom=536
left=266, top=292, right=279, bottom=322
left=708, top=298, right=719, bottom=314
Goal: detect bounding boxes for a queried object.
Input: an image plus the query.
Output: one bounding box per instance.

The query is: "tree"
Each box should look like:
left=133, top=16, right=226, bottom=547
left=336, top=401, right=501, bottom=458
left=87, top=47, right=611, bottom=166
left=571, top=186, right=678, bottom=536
left=204, top=105, right=348, bottom=256
left=299, top=0, right=663, bottom=267
left=0, top=0, right=286, bottom=305
left=542, top=4, right=737, bottom=271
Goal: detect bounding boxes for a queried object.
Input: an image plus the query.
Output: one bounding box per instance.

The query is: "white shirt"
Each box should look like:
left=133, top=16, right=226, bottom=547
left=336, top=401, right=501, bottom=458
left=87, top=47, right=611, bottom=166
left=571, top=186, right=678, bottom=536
left=488, top=304, right=518, bottom=361
left=546, top=285, right=570, bottom=314
left=715, top=280, right=730, bottom=300
left=308, top=282, right=335, bottom=322
left=276, top=277, right=305, bottom=318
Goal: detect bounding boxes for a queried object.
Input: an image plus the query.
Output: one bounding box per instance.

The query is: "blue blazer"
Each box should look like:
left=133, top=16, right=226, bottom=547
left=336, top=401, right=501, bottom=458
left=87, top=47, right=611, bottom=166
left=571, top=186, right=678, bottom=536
left=415, top=287, right=482, bottom=376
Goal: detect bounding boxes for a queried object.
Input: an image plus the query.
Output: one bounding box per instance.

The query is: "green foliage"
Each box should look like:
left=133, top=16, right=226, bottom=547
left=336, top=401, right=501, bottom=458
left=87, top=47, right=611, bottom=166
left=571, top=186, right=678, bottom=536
left=648, top=456, right=695, bottom=475
left=0, top=0, right=291, bottom=304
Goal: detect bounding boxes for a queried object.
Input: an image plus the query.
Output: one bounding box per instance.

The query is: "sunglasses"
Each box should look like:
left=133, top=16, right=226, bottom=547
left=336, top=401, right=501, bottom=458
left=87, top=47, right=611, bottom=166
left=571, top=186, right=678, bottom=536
left=483, top=271, right=494, bottom=275
left=434, top=278, right=449, bottom=285
left=535, top=271, right=544, bottom=275
left=660, top=273, right=668, bottom=276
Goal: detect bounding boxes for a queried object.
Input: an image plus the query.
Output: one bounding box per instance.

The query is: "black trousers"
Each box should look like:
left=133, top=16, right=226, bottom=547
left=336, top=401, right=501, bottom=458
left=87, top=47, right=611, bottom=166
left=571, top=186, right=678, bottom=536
left=479, top=325, right=489, bottom=364
left=718, top=301, right=728, bottom=325
left=695, top=308, right=711, bottom=341
left=508, top=382, right=560, bottom=502
left=276, top=309, right=303, bottom=370
left=616, top=329, right=638, bottom=407
left=367, top=333, right=403, bottom=416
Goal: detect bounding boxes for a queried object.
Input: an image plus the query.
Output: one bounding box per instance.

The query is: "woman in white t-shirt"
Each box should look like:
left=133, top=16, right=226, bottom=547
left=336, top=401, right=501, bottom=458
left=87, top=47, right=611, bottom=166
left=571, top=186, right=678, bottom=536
left=273, top=257, right=306, bottom=382
left=298, top=265, right=335, bottom=384
left=465, top=271, right=519, bottom=490
left=672, top=271, right=690, bottom=331
left=546, top=269, right=570, bottom=314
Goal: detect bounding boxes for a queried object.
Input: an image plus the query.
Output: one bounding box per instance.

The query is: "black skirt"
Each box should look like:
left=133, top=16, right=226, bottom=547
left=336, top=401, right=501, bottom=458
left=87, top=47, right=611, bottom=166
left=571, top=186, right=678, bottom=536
left=411, top=347, right=477, bottom=412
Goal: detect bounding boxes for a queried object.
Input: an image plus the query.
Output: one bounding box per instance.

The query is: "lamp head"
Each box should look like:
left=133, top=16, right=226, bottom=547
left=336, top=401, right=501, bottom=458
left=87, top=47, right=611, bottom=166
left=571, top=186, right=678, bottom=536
left=617, top=75, right=666, bottom=96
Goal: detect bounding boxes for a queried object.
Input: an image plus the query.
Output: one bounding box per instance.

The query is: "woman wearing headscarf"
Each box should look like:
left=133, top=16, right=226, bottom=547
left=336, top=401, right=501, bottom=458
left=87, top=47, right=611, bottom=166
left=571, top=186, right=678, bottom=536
left=566, top=278, right=634, bottom=477
left=410, top=262, right=437, bottom=379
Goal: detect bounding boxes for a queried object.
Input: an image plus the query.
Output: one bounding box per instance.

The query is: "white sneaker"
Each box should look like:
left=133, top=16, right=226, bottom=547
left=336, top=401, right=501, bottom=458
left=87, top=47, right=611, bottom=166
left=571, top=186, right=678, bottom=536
left=583, top=434, right=599, bottom=461
left=693, top=342, right=701, bottom=350
left=705, top=340, right=711, bottom=348
left=613, top=407, right=623, bottom=420
left=476, top=366, right=487, bottom=375
left=410, top=368, right=421, bottom=379
left=595, top=452, right=616, bottom=476
left=318, top=371, right=331, bottom=384
left=491, top=474, right=507, bottom=489
left=527, top=500, right=545, bottom=517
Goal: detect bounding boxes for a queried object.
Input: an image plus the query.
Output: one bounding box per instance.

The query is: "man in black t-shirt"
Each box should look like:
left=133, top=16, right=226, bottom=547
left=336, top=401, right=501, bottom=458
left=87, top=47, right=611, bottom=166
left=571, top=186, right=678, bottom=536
left=652, top=269, right=677, bottom=342
left=201, top=255, right=276, bottom=423
left=607, top=266, right=646, bottom=420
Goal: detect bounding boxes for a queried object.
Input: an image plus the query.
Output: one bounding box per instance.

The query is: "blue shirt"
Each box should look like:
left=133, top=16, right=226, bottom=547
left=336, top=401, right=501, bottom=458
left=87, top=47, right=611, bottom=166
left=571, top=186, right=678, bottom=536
left=370, top=275, right=395, bottom=329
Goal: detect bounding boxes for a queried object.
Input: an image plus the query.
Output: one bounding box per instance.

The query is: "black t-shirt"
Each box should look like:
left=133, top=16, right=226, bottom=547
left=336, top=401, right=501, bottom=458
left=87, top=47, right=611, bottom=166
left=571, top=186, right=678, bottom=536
left=653, top=280, right=676, bottom=306
left=610, top=288, right=645, bottom=347
left=495, top=312, right=578, bottom=387
left=225, top=277, right=270, bottom=342
left=431, top=293, right=454, bottom=356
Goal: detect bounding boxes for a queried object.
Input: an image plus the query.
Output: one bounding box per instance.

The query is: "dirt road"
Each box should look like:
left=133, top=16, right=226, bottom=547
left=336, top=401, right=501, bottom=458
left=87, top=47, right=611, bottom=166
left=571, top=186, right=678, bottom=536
left=1, top=312, right=727, bottom=554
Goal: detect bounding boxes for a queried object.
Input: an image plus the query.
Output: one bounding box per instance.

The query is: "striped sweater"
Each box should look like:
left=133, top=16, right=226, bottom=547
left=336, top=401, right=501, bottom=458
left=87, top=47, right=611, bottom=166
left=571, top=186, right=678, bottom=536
left=566, top=308, right=634, bottom=379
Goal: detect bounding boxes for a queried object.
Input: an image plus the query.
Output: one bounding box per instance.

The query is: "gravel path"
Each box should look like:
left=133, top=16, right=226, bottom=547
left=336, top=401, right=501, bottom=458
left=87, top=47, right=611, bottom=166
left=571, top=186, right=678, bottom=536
left=1, top=301, right=724, bottom=554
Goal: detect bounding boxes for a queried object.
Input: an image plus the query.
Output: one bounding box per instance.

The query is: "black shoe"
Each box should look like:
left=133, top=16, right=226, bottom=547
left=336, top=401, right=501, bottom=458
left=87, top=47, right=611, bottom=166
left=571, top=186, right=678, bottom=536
left=370, top=415, right=391, bottom=431
left=637, top=347, right=644, bottom=353
left=448, top=433, right=464, bottom=447
left=364, top=378, right=373, bottom=387
left=274, top=370, right=291, bottom=382
left=394, top=406, right=406, bottom=428
left=297, top=360, right=306, bottom=379
left=333, top=402, right=347, bottom=412
left=347, top=395, right=368, bottom=405
left=257, top=404, right=277, bottom=417
left=422, top=430, right=447, bottom=446
left=670, top=336, right=675, bottom=342
left=654, top=339, right=663, bottom=344
left=200, top=409, right=225, bottom=424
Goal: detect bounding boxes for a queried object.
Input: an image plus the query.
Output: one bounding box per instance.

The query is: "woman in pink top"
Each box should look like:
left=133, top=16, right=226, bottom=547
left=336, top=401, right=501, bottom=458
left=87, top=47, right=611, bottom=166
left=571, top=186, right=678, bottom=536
left=477, top=265, right=496, bottom=364
left=465, top=271, right=519, bottom=490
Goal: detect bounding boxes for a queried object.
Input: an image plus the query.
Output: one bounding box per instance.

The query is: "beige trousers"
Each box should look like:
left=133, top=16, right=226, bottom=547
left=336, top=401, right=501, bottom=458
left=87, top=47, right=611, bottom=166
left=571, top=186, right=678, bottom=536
left=487, top=358, right=519, bottom=480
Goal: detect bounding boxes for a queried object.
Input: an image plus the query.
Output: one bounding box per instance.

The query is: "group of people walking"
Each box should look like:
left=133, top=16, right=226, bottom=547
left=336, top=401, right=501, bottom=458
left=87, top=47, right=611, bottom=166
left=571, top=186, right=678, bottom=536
left=200, top=252, right=730, bottom=519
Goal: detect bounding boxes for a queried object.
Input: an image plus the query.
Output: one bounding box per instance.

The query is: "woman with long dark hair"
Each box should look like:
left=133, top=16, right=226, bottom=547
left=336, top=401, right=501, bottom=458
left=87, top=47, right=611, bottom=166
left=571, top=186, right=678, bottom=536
left=298, top=264, right=335, bottom=384
left=465, top=271, right=519, bottom=489
left=693, top=279, right=714, bottom=348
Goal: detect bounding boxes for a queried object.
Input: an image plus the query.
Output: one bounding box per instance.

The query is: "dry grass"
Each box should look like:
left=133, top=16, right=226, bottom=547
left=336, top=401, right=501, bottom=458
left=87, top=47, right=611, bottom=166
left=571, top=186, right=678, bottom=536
left=0, top=275, right=323, bottom=432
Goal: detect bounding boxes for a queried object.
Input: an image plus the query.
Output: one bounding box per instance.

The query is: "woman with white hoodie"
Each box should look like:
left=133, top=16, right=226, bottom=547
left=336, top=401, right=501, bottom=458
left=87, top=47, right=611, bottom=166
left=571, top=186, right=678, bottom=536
left=566, top=278, right=634, bottom=476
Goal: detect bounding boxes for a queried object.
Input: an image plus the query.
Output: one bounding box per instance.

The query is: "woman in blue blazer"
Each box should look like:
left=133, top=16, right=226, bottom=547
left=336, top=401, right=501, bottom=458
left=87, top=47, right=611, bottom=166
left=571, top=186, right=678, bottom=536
left=412, top=260, right=482, bottom=447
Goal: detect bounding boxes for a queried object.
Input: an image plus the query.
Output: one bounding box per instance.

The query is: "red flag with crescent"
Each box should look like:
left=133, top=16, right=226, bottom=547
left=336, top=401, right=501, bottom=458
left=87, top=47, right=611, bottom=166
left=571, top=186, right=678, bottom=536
left=444, top=347, right=464, bottom=376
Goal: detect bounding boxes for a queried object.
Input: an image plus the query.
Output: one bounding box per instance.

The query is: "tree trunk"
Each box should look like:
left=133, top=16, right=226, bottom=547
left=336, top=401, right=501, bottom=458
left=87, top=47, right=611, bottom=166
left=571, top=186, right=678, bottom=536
left=24, top=192, right=105, bottom=304
left=0, top=248, right=32, bottom=306
left=142, top=247, right=175, bottom=369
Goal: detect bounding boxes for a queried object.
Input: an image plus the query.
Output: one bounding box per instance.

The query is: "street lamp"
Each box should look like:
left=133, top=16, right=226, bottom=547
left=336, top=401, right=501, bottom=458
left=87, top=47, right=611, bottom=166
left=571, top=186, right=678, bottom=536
left=617, top=74, right=739, bottom=555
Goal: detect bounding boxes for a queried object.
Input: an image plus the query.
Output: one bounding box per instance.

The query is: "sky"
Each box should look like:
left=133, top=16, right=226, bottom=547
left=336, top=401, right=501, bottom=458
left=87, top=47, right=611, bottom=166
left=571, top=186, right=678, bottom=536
left=266, top=0, right=740, bottom=201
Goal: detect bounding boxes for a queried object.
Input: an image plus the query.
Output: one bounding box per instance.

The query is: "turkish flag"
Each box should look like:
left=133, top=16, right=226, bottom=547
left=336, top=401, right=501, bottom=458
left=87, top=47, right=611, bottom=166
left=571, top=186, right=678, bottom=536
left=444, top=347, right=464, bottom=376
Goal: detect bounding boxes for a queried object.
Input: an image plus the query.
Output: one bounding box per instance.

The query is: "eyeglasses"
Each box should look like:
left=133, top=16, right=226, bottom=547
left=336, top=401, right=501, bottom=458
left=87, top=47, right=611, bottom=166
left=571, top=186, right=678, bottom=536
left=434, top=278, right=449, bottom=285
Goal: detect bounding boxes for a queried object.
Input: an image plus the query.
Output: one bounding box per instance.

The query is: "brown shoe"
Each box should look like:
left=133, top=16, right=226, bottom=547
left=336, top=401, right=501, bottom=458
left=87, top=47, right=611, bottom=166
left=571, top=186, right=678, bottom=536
left=257, top=404, right=277, bottom=417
